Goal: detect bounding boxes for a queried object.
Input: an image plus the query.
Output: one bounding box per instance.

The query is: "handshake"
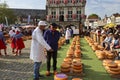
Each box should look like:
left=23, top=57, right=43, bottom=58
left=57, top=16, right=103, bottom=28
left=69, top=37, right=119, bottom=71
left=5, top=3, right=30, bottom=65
left=48, top=49, right=54, bottom=52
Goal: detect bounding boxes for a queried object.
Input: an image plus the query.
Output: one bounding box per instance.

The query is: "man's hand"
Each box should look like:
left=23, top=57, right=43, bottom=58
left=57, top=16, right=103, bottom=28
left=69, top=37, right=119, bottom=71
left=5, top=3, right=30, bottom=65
left=48, top=49, right=54, bottom=52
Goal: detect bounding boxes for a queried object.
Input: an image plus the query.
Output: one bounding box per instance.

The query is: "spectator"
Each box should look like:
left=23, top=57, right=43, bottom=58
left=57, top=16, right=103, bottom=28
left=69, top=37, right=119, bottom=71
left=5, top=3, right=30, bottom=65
left=103, top=33, right=113, bottom=50
left=110, top=35, right=120, bottom=51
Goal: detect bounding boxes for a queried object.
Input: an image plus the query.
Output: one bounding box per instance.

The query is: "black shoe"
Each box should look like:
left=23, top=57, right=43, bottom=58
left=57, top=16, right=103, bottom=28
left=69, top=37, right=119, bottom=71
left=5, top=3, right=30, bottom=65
left=39, top=75, right=44, bottom=78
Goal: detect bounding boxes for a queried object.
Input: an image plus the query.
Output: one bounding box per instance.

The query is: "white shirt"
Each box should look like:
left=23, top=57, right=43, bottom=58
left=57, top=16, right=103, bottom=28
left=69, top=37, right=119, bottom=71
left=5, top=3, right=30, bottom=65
left=9, top=30, right=16, bottom=37
left=30, top=27, right=51, bottom=62
left=65, top=29, right=71, bottom=39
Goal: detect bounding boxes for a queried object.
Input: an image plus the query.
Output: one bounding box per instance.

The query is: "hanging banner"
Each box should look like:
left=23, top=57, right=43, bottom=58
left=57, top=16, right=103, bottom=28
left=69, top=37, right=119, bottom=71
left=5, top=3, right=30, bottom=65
left=5, top=16, right=8, bottom=27
left=72, top=0, right=76, bottom=4
left=56, top=0, right=60, bottom=4
left=27, top=15, right=31, bottom=24
left=64, top=0, right=68, bottom=4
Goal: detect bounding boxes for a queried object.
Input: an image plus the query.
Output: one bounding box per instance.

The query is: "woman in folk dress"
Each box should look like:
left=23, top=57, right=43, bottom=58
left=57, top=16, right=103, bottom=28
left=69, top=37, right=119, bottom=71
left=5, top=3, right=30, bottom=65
left=9, top=27, right=16, bottom=53
left=0, top=27, right=7, bottom=56
left=14, top=28, right=25, bottom=56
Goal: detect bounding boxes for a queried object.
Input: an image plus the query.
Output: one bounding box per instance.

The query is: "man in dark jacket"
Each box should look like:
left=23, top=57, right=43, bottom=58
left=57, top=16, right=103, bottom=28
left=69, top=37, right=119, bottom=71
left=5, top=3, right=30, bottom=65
left=44, top=23, right=60, bottom=76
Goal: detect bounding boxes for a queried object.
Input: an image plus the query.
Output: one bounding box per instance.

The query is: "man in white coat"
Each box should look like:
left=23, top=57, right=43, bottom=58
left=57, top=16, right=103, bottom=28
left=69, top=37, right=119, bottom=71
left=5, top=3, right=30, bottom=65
left=65, top=28, right=71, bottom=44
left=30, top=21, right=53, bottom=80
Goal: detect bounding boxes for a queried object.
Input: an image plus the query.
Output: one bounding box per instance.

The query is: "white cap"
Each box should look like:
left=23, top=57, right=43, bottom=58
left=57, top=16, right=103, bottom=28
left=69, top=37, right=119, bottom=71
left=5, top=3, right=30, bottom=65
left=0, top=28, right=2, bottom=31
left=38, top=21, right=47, bottom=26
left=12, top=27, right=15, bottom=30
left=15, top=28, right=20, bottom=32
left=0, top=26, right=2, bottom=31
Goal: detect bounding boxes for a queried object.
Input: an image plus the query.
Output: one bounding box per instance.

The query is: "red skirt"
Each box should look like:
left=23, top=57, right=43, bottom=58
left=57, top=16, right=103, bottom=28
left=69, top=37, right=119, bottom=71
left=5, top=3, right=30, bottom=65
left=16, top=38, right=25, bottom=50
left=11, top=38, right=16, bottom=48
left=0, top=39, right=6, bottom=49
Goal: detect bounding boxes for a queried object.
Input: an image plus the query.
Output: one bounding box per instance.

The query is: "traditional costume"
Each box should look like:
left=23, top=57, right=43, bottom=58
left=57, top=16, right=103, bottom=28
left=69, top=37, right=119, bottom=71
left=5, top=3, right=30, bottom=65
left=0, top=27, right=7, bottom=56
left=9, top=27, right=16, bottom=53
left=14, top=28, right=25, bottom=55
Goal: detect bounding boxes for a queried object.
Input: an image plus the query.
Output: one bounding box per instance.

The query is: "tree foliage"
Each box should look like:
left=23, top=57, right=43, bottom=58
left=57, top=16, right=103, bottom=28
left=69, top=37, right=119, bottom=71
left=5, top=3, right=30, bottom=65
left=88, top=14, right=100, bottom=19
left=0, top=2, right=16, bottom=25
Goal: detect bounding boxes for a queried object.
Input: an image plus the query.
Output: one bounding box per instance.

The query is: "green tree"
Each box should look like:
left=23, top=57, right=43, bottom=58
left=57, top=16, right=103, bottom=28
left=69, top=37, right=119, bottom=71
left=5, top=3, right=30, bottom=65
left=0, top=2, right=16, bottom=25
left=88, top=14, right=101, bottom=20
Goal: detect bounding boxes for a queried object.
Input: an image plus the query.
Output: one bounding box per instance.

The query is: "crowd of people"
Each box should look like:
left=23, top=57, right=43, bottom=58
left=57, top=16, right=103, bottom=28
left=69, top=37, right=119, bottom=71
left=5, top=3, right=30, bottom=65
left=0, top=26, right=25, bottom=56
left=95, top=27, right=120, bottom=51
left=86, top=26, right=120, bottom=60
left=0, top=20, right=74, bottom=80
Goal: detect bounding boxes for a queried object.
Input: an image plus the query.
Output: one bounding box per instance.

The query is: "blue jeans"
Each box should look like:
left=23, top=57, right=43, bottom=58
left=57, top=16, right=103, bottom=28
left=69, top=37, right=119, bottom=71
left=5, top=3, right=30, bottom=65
left=34, top=62, right=42, bottom=79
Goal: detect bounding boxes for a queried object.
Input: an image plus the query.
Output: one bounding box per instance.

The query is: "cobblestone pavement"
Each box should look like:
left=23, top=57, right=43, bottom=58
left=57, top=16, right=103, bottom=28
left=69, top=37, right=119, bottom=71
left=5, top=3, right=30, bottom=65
left=0, top=40, right=33, bottom=80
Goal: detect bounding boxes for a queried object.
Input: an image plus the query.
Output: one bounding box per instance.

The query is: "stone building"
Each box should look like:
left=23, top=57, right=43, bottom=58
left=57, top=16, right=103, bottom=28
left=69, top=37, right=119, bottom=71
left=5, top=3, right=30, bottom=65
left=9, top=8, right=46, bottom=24
left=46, top=0, right=86, bottom=27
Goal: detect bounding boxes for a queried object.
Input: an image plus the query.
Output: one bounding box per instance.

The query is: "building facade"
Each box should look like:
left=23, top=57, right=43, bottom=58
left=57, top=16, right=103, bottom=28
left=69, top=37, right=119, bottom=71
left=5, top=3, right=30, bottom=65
left=46, top=0, right=86, bottom=27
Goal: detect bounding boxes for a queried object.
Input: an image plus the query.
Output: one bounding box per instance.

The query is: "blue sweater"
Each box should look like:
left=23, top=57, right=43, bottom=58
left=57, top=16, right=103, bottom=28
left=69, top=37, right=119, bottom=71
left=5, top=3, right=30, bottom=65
left=44, top=30, right=60, bottom=51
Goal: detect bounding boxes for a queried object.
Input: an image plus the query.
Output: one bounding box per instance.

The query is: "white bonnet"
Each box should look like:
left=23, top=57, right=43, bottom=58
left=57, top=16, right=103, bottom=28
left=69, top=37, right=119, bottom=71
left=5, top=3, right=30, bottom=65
left=15, top=27, right=20, bottom=32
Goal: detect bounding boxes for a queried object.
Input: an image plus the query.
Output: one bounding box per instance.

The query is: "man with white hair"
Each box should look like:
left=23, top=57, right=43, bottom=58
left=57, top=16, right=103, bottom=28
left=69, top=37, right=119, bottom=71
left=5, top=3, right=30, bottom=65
left=65, top=28, right=71, bottom=44
left=30, top=21, right=53, bottom=80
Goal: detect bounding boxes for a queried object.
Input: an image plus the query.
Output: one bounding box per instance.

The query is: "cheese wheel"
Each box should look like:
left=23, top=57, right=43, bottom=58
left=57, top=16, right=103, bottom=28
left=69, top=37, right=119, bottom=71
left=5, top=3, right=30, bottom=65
left=61, top=63, right=71, bottom=69
left=73, top=68, right=82, bottom=73
left=64, top=58, right=72, bottom=62
left=72, top=58, right=81, bottom=63
left=114, top=60, right=120, bottom=64
left=66, top=54, right=73, bottom=58
left=103, top=59, right=113, bottom=66
left=72, top=62, right=82, bottom=67
left=109, top=67, right=120, bottom=72
left=74, top=50, right=81, bottom=54
left=103, top=59, right=113, bottom=63
left=54, top=73, right=68, bottom=80
left=72, top=65, right=82, bottom=70
left=72, top=78, right=82, bottom=80
left=61, top=68, right=70, bottom=73
left=107, top=62, right=118, bottom=68
left=107, top=69, right=120, bottom=75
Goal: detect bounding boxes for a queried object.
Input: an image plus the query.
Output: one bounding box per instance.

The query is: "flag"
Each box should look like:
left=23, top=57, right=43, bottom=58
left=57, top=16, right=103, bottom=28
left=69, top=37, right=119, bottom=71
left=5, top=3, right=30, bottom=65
left=56, top=0, right=60, bottom=4
left=5, top=16, right=8, bottom=27
left=72, top=0, right=76, bottom=4
left=49, top=0, right=52, bottom=4
left=56, top=14, right=59, bottom=19
left=64, top=0, right=68, bottom=4
left=27, top=15, right=31, bottom=24
left=80, top=0, right=83, bottom=3
left=46, top=15, right=49, bottom=21
left=72, top=14, right=76, bottom=19
left=65, top=14, right=68, bottom=18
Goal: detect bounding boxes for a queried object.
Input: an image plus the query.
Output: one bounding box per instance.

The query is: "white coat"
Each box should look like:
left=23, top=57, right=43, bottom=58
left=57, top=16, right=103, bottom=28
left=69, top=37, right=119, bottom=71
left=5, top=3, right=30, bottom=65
left=30, top=27, right=51, bottom=63
left=65, top=29, right=71, bottom=40
left=9, top=30, right=16, bottom=37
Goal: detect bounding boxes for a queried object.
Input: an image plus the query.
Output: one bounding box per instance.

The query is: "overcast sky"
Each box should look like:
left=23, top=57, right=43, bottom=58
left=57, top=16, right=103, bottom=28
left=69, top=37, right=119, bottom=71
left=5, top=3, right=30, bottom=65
left=0, top=0, right=120, bottom=19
